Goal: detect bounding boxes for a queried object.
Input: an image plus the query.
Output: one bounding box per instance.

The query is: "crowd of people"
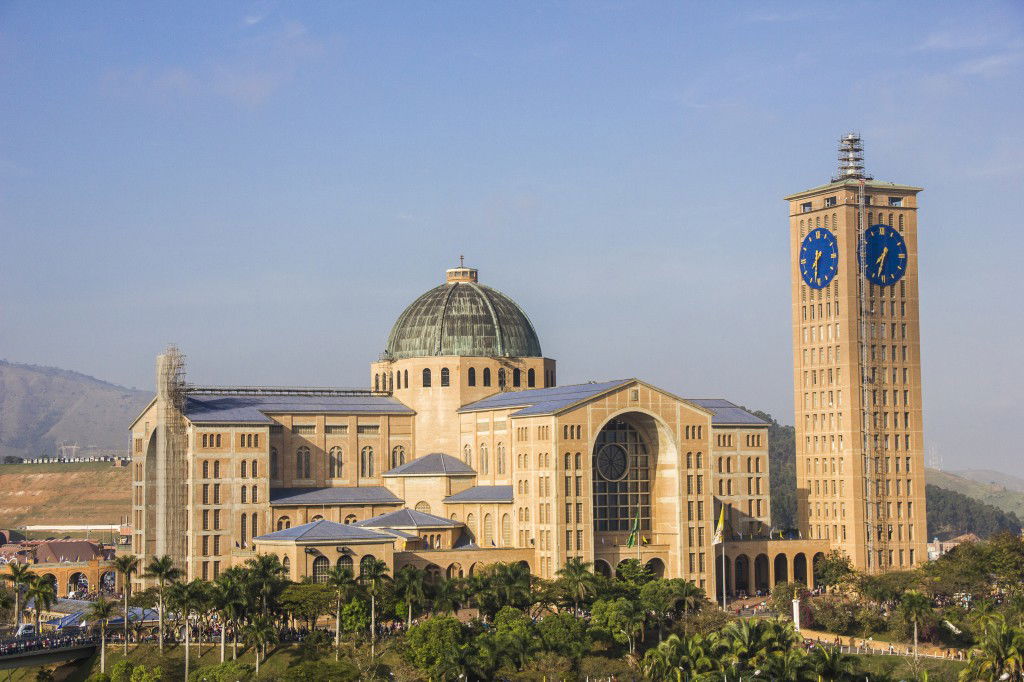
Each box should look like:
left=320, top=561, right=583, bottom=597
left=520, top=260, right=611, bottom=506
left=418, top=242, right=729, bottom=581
left=0, top=633, right=97, bottom=657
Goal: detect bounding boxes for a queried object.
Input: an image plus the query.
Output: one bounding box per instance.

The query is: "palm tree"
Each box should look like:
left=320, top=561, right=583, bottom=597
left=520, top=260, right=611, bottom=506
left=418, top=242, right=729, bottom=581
left=245, top=554, right=287, bottom=617
left=431, top=578, right=462, bottom=615
left=393, top=565, right=428, bottom=630
left=87, top=597, right=116, bottom=674
left=901, top=590, right=932, bottom=659
left=2, top=562, right=34, bottom=627
left=210, top=574, right=245, bottom=663
left=555, top=557, right=597, bottom=615
left=763, top=647, right=812, bottom=681
left=143, top=555, right=181, bottom=653
left=807, top=645, right=856, bottom=682
left=359, top=558, right=391, bottom=658
left=168, top=579, right=206, bottom=681
left=112, top=555, right=140, bottom=656
left=960, top=615, right=1024, bottom=682
left=325, top=565, right=359, bottom=660
left=243, top=616, right=278, bottom=676
left=25, top=575, right=56, bottom=633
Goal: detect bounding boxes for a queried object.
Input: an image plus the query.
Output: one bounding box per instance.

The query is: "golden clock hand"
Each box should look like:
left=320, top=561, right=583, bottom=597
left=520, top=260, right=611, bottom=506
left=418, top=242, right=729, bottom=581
left=813, top=250, right=821, bottom=278
left=874, top=247, right=888, bottom=277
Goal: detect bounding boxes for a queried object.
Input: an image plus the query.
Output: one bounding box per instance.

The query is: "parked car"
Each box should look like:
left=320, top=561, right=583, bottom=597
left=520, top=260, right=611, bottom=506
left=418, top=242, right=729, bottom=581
left=15, top=624, right=37, bottom=638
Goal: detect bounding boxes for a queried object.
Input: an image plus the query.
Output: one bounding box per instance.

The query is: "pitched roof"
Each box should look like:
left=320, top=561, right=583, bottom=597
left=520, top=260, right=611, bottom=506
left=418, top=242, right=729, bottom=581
left=183, top=391, right=412, bottom=424
left=254, top=519, right=393, bottom=543
left=458, top=380, right=632, bottom=416
left=382, top=453, right=475, bottom=477
left=32, top=540, right=106, bottom=563
left=686, top=399, right=769, bottom=426
left=269, top=486, right=403, bottom=506
left=355, top=508, right=461, bottom=529
left=443, top=485, right=514, bottom=503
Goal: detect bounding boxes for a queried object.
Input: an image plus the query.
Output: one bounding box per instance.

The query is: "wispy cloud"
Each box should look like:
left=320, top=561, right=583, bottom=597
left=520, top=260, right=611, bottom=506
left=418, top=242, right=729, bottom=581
left=99, top=19, right=323, bottom=108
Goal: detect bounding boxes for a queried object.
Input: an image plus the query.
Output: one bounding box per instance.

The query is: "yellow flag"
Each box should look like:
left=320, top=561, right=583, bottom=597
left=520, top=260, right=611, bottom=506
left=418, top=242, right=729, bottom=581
left=712, top=506, right=725, bottom=544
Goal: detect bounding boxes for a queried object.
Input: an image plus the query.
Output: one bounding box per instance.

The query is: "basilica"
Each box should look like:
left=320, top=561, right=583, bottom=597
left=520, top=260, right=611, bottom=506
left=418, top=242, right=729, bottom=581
left=129, top=264, right=823, bottom=599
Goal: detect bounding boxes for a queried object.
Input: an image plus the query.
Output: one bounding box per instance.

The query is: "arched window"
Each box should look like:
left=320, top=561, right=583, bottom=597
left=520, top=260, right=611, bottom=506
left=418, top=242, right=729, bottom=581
left=337, top=554, right=353, bottom=571
left=360, top=446, right=374, bottom=477
left=404, top=369, right=409, bottom=387
left=251, top=512, right=257, bottom=538
left=391, top=446, right=406, bottom=469
left=374, top=374, right=379, bottom=391
left=311, top=514, right=324, bottom=522
left=440, top=367, right=450, bottom=387
left=463, top=444, right=472, bottom=465
left=389, top=372, right=394, bottom=391
left=213, top=461, right=220, bottom=478
left=479, top=443, right=489, bottom=474
left=575, top=452, right=581, bottom=469
left=312, top=555, right=329, bottom=584
left=270, top=448, right=279, bottom=479
left=344, top=514, right=357, bottom=525
left=564, top=453, right=571, bottom=469
left=466, top=513, right=477, bottom=540
left=277, top=516, right=290, bottom=530
left=483, top=514, right=494, bottom=546
left=329, top=446, right=343, bottom=478
left=359, top=555, right=376, bottom=577
left=496, top=443, right=505, bottom=475
left=252, top=485, right=258, bottom=503
left=422, top=368, right=431, bottom=387
left=498, top=369, right=506, bottom=388
left=251, top=460, right=258, bottom=477
left=415, top=501, right=431, bottom=514
left=396, top=371, right=401, bottom=390
left=483, top=368, right=491, bottom=387
left=241, top=460, right=247, bottom=478
left=240, top=513, right=248, bottom=547
left=501, top=514, right=512, bottom=546
left=241, top=486, right=247, bottom=503
left=527, top=368, right=535, bottom=387
left=282, top=556, right=290, bottom=575
left=202, top=461, right=209, bottom=478
left=296, top=446, right=311, bottom=479
left=513, top=369, right=521, bottom=387
left=468, top=368, right=476, bottom=386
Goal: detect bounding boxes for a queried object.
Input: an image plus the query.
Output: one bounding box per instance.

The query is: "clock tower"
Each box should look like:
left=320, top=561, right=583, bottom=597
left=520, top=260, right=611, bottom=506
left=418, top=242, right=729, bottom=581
left=785, top=135, right=927, bottom=573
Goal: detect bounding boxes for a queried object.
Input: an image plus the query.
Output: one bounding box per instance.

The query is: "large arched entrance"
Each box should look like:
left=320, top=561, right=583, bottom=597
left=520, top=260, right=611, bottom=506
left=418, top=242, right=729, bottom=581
left=812, top=552, right=827, bottom=586
left=773, top=554, right=788, bottom=585
left=68, top=572, right=88, bottom=597
left=754, top=554, right=770, bottom=593
left=793, top=553, right=808, bottom=587
left=734, top=554, right=750, bottom=596
left=645, top=558, right=666, bottom=579
left=594, top=559, right=612, bottom=578
left=592, top=411, right=678, bottom=558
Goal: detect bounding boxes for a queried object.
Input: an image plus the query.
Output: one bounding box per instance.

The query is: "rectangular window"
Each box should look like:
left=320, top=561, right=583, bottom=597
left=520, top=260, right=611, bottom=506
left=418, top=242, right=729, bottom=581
left=213, top=535, right=220, bottom=555
left=325, top=424, right=348, bottom=435
left=357, top=424, right=380, bottom=435
left=213, top=484, right=220, bottom=504
left=202, top=484, right=209, bottom=504
left=825, top=196, right=837, bottom=207
left=800, top=201, right=812, bottom=213
left=888, top=197, right=903, bottom=207
left=213, top=509, right=220, bottom=530
left=202, top=510, right=209, bottom=530
left=293, top=424, right=316, bottom=435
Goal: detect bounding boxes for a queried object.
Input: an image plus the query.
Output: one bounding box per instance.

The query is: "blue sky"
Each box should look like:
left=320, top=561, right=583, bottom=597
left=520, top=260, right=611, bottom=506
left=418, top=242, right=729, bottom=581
left=1, top=2, right=1022, bottom=472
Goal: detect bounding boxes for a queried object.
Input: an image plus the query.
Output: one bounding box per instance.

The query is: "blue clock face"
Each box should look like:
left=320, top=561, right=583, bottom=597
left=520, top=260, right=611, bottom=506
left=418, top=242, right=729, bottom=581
left=799, top=229, right=838, bottom=289
left=864, top=224, right=907, bottom=287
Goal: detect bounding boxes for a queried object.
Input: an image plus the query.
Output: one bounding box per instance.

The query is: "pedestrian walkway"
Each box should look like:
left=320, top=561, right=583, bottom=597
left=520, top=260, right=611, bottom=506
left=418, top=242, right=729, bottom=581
left=797, top=627, right=967, bottom=661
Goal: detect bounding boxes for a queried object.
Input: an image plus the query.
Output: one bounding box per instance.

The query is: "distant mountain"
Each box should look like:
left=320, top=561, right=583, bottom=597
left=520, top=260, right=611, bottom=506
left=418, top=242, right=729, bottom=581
left=925, top=484, right=1021, bottom=540
left=926, top=467, right=1024, bottom=521
left=0, top=360, right=152, bottom=461
left=950, top=469, right=1024, bottom=495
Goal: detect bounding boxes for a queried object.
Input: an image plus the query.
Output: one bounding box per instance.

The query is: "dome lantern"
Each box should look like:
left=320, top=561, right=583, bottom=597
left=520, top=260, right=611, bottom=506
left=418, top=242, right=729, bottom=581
left=383, top=266, right=542, bottom=360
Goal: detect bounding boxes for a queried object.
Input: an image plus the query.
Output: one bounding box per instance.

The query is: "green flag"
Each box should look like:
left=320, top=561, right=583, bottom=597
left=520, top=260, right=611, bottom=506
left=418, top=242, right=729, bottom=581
left=626, top=510, right=641, bottom=548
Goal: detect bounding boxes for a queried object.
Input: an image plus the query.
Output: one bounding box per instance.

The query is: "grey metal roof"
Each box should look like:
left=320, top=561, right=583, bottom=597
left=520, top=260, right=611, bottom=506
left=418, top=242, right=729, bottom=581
left=355, top=508, right=461, bottom=529
left=384, top=278, right=542, bottom=360
left=443, top=485, right=514, bottom=503
left=184, top=392, right=412, bottom=424
left=382, top=453, right=475, bottom=477
left=458, top=380, right=632, bottom=416
left=254, top=519, right=393, bottom=543
left=269, top=486, right=404, bottom=506
left=687, top=399, right=769, bottom=426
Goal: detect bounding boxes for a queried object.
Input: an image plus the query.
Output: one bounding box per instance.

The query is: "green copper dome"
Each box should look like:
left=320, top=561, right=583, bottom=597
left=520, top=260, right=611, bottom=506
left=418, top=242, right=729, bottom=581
left=384, top=268, right=542, bottom=360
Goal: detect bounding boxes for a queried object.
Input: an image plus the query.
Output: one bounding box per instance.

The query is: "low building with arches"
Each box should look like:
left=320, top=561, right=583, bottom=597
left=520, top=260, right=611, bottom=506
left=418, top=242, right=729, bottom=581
left=128, top=263, right=824, bottom=596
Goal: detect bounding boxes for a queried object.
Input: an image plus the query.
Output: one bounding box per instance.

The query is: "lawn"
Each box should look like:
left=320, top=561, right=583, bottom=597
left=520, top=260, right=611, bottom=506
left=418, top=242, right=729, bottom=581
left=855, top=653, right=966, bottom=681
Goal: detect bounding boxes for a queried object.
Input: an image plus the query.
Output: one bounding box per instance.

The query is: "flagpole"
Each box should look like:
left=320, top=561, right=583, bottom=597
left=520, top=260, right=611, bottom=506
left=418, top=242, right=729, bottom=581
left=720, top=537, right=726, bottom=610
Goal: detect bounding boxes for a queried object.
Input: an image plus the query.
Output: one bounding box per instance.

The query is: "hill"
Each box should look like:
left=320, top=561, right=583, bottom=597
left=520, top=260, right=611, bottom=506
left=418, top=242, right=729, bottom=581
left=950, top=468, right=1024, bottom=494
left=0, top=461, right=131, bottom=527
left=0, top=359, right=151, bottom=461
left=925, top=467, right=1024, bottom=520
left=924, top=483, right=1022, bottom=540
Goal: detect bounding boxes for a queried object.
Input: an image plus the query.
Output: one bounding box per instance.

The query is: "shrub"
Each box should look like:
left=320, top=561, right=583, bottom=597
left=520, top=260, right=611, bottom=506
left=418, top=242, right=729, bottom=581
left=275, top=660, right=360, bottom=682
left=186, top=661, right=255, bottom=682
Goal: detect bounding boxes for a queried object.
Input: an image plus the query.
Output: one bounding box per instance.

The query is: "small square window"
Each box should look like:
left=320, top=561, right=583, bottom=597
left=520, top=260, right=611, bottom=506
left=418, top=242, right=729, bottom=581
left=800, top=202, right=812, bottom=213
left=824, top=196, right=837, bottom=207
left=888, top=197, right=903, bottom=207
